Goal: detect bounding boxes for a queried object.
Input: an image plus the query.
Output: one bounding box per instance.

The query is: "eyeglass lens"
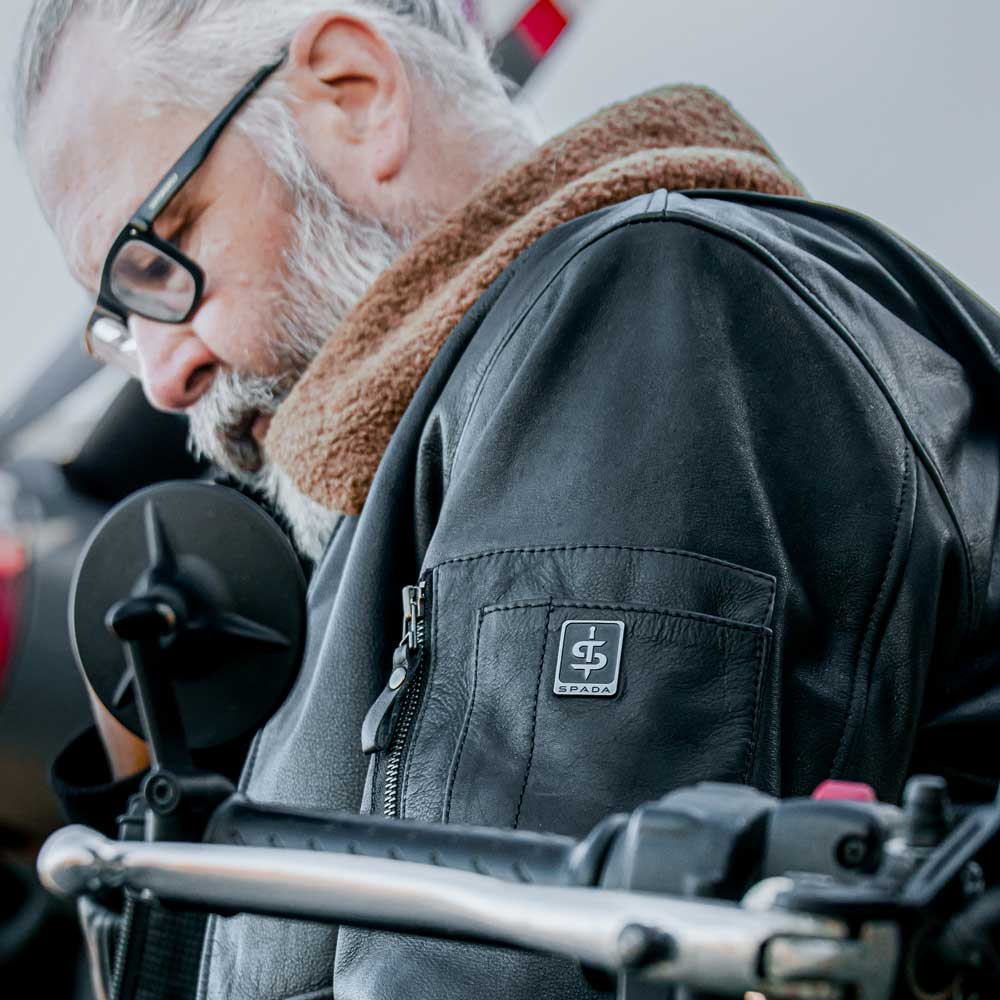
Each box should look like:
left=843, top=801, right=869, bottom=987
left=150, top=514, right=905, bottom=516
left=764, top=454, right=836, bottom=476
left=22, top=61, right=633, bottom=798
left=86, top=313, right=140, bottom=376
left=109, top=239, right=197, bottom=323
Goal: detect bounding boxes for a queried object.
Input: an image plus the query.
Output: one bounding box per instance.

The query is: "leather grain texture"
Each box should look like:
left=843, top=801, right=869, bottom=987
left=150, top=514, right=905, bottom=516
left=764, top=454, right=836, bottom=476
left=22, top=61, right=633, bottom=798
left=199, top=190, right=1000, bottom=1000
left=399, top=545, right=774, bottom=832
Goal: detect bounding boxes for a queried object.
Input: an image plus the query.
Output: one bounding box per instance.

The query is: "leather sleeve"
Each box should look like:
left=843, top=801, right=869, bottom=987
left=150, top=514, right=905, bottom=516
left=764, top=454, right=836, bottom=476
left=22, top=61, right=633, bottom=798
left=50, top=726, right=253, bottom=837
left=336, top=202, right=991, bottom=1000
left=431, top=213, right=967, bottom=802
left=50, top=727, right=146, bottom=838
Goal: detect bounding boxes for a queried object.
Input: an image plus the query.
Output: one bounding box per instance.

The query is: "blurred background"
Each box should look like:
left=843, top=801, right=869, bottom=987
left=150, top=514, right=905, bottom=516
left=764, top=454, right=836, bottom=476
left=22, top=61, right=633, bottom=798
left=4, top=0, right=1000, bottom=462
left=0, top=0, right=998, bottom=993
left=5, top=0, right=1000, bottom=403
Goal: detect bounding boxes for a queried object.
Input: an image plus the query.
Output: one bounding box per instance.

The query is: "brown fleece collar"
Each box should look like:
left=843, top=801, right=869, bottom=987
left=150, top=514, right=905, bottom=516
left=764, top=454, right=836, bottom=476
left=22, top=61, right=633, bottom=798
left=267, top=85, right=805, bottom=515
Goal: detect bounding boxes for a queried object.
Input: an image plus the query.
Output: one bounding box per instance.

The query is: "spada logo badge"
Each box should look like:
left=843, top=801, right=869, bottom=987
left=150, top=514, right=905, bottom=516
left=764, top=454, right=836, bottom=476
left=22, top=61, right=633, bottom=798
left=554, top=620, right=624, bottom=697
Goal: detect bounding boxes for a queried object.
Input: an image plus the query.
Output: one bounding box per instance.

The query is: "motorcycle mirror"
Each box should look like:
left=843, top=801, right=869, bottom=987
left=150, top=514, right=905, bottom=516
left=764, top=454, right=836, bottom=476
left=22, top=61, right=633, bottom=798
left=70, top=481, right=306, bottom=752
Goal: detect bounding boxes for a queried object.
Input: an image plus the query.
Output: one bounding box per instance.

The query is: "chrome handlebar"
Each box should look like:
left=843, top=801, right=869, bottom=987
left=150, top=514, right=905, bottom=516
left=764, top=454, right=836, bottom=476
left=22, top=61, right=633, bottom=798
left=39, top=824, right=898, bottom=1000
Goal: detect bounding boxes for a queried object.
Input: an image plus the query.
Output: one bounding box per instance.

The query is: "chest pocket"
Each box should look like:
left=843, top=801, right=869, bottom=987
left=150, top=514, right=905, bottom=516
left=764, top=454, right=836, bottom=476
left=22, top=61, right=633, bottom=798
left=397, top=545, right=775, bottom=835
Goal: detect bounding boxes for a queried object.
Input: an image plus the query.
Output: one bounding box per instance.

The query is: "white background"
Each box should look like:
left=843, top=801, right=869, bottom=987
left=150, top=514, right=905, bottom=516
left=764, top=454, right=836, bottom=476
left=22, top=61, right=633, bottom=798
left=3, top=0, right=999, bottom=407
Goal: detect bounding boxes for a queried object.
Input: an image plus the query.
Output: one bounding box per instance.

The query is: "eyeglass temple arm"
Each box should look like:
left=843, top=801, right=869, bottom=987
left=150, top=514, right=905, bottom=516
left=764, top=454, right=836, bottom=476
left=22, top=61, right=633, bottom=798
left=131, top=49, right=290, bottom=232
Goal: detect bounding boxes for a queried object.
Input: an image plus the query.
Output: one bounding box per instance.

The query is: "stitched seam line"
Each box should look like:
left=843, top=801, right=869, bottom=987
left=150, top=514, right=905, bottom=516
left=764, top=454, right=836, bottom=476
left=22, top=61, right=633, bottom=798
left=764, top=574, right=778, bottom=627
left=449, top=204, right=663, bottom=474
left=514, top=601, right=552, bottom=829
left=433, top=543, right=774, bottom=584
left=481, top=600, right=552, bottom=614
left=443, top=606, right=486, bottom=822
left=542, top=601, right=771, bottom=634
left=480, top=596, right=774, bottom=630
left=664, top=206, right=975, bottom=643
left=261, top=988, right=334, bottom=1000
left=742, top=627, right=769, bottom=785
left=432, top=545, right=777, bottom=624
left=832, top=446, right=911, bottom=776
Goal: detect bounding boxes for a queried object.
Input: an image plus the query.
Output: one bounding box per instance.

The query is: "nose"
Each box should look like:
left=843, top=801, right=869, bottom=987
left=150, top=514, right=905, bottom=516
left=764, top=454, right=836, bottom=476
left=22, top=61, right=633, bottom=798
left=130, top=316, right=218, bottom=412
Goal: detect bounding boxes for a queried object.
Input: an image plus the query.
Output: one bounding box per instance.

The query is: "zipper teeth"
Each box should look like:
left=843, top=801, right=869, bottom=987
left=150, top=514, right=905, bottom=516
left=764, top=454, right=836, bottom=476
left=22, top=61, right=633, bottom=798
left=382, top=672, right=422, bottom=818
left=383, top=596, right=426, bottom=819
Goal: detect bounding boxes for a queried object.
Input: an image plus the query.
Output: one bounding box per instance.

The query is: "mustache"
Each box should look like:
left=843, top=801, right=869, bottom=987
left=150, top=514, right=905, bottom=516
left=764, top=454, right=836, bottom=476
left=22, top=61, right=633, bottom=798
left=186, top=368, right=297, bottom=478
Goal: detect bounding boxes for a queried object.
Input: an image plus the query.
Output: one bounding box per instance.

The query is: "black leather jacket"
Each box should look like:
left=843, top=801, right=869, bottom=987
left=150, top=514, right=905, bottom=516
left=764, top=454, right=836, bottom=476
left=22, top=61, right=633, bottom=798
left=189, top=188, right=1000, bottom=999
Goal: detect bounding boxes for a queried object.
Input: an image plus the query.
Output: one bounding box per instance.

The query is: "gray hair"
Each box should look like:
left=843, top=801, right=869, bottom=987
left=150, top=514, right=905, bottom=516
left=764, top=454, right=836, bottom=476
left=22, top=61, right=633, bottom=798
left=14, top=1, right=538, bottom=181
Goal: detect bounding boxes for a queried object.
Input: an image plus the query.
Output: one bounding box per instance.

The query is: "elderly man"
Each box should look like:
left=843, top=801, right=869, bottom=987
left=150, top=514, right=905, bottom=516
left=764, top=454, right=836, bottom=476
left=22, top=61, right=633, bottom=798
left=15, top=1, right=1000, bottom=999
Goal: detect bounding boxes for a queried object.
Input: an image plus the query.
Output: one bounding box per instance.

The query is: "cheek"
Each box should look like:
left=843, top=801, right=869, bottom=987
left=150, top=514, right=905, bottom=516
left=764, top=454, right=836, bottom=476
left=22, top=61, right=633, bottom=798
left=193, top=289, right=282, bottom=375
left=201, top=224, right=290, bottom=305
left=188, top=192, right=294, bottom=373
left=193, top=232, right=292, bottom=374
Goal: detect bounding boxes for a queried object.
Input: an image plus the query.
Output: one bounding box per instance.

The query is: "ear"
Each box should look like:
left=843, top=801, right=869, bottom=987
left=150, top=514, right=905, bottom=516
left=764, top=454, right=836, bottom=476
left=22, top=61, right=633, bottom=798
left=286, top=13, right=413, bottom=185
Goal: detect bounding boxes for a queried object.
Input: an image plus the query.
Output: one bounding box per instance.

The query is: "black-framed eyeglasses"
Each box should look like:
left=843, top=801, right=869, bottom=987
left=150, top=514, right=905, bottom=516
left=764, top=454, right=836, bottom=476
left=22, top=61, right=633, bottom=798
left=85, top=50, right=288, bottom=378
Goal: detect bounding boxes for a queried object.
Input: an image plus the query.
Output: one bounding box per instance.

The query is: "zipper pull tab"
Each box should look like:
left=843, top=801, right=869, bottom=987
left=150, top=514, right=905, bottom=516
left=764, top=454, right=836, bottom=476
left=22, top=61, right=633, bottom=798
left=361, top=582, right=426, bottom=755
left=400, top=583, right=424, bottom=652
left=361, top=644, right=415, bottom=754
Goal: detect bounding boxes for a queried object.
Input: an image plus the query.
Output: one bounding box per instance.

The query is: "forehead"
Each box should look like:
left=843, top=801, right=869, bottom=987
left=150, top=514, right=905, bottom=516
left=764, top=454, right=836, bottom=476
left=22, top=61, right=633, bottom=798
left=28, top=32, right=212, bottom=286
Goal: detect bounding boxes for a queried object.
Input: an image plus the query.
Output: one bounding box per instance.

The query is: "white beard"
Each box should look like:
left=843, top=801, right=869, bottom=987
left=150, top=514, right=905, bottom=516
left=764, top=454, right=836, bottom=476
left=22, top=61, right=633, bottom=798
left=186, top=159, right=414, bottom=562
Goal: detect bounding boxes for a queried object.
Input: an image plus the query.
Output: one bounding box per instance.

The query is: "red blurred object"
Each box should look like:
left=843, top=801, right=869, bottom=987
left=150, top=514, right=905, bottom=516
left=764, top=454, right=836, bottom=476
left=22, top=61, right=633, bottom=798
left=0, top=533, right=27, bottom=695
left=516, top=0, right=569, bottom=59
left=812, top=780, right=878, bottom=803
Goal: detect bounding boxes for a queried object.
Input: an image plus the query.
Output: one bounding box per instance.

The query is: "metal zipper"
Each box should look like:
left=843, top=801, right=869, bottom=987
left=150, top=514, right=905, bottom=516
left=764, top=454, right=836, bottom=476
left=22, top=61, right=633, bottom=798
left=360, top=579, right=428, bottom=818
left=383, top=579, right=427, bottom=818
left=382, top=678, right=422, bottom=818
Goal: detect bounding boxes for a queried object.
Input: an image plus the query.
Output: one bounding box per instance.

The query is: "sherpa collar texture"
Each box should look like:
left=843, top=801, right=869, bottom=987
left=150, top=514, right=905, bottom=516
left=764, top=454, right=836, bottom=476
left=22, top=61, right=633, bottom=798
left=266, top=85, right=805, bottom=516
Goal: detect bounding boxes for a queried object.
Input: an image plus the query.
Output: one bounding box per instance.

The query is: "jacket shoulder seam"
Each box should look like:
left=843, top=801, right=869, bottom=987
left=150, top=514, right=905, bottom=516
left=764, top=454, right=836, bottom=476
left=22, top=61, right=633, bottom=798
left=444, top=204, right=972, bottom=640
left=446, top=203, right=672, bottom=480
left=659, top=205, right=975, bottom=642
left=832, top=444, right=914, bottom=777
